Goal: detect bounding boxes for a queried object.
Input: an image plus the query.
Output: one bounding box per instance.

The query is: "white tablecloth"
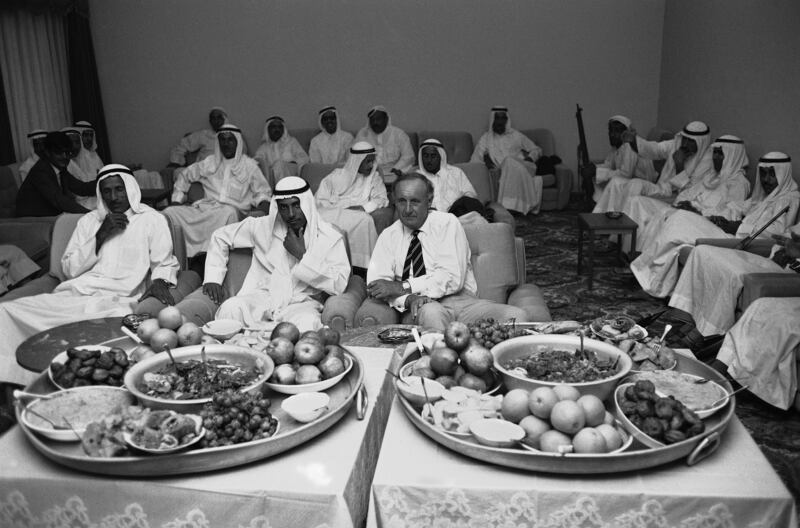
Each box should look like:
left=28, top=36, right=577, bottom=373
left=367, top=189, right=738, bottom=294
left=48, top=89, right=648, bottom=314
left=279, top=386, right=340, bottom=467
left=0, top=346, right=397, bottom=528
left=369, top=397, right=798, bottom=527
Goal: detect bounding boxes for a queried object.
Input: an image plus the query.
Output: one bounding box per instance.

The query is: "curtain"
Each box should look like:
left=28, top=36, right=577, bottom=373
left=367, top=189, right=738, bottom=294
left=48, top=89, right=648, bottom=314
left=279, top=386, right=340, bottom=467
left=0, top=8, right=72, bottom=164
left=66, top=2, right=111, bottom=162
left=0, top=67, right=14, bottom=164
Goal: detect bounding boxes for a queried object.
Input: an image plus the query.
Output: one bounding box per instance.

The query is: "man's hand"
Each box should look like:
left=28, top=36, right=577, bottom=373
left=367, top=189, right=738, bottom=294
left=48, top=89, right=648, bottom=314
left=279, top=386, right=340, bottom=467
left=203, top=282, right=226, bottom=305
left=367, top=279, right=405, bottom=301
left=390, top=168, right=404, bottom=178
left=139, top=279, right=174, bottom=305
left=96, top=212, right=128, bottom=252
left=284, top=227, right=306, bottom=260
left=255, top=200, right=270, bottom=215
left=521, top=149, right=535, bottom=163
left=405, top=294, right=431, bottom=320
left=483, top=152, right=496, bottom=170
left=346, top=205, right=365, bottom=211
left=169, top=201, right=185, bottom=207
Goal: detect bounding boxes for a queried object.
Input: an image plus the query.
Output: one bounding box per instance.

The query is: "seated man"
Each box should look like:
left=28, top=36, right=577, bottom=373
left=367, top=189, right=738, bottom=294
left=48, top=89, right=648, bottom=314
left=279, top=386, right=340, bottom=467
left=309, top=106, right=354, bottom=164
left=163, top=124, right=271, bottom=258
left=354, top=106, right=414, bottom=178
left=73, top=120, right=104, bottom=178
left=364, top=172, right=527, bottom=331
left=586, top=115, right=656, bottom=211
left=0, top=245, right=40, bottom=296
left=18, top=129, right=48, bottom=181
left=16, top=131, right=97, bottom=216
left=415, top=138, right=478, bottom=213
left=0, top=164, right=181, bottom=385
left=471, top=106, right=543, bottom=215
left=186, top=176, right=350, bottom=332
left=316, top=142, right=389, bottom=269
left=711, top=297, right=800, bottom=411
left=167, top=106, right=230, bottom=168
left=253, top=116, right=310, bottom=186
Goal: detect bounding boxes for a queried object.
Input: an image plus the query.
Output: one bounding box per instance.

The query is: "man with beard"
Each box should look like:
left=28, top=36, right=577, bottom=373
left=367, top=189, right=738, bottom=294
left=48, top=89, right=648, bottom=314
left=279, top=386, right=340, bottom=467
left=168, top=106, right=232, bottom=167
left=309, top=106, right=354, bottom=164
left=415, top=138, right=478, bottom=213
left=253, top=116, right=310, bottom=186
left=354, top=106, right=414, bottom=178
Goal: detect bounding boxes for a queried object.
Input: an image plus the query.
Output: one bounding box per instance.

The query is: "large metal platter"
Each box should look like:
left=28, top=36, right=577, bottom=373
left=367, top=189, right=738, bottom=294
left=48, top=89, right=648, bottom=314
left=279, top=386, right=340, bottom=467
left=396, top=353, right=734, bottom=474
left=16, top=336, right=365, bottom=477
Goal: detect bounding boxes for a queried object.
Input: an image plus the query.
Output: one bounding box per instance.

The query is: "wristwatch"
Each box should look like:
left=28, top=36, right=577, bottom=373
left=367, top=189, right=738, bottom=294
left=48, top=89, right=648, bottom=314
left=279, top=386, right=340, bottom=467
left=402, top=280, right=411, bottom=293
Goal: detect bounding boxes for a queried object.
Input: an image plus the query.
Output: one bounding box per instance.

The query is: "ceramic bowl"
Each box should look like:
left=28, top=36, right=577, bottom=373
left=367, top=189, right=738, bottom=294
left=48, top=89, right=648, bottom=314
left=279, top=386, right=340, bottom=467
left=469, top=418, right=525, bottom=448
left=605, top=211, right=624, bottom=219
left=124, top=345, right=274, bottom=412
left=395, top=376, right=446, bottom=407
left=264, top=353, right=353, bottom=395
left=201, top=319, right=244, bottom=340
left=123, top=413, right=205, bottom=454
left=492, top=334, right=632, bottom=401
left=281, top=392, right=331, bottom=423
left=399, top=359, right=502, bottom=395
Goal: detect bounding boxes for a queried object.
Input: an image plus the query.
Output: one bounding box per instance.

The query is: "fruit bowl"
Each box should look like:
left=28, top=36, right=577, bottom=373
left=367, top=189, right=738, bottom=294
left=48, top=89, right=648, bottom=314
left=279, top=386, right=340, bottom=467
left=123, top=345, right=274, bottom=412
left=399, top=359, right=502, bottom=395
left=264, top=353, right=353, bottom=395
left=201, top=319, right=244, bottom=340
left=492, top=334, right=632, bottom=401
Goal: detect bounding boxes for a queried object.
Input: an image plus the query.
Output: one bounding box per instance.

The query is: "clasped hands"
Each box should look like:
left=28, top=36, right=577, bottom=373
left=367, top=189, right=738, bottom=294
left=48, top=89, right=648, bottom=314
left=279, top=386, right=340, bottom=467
left=366, top=279, right=431, bottom=319
left=96, top=213, right=128, bottom=252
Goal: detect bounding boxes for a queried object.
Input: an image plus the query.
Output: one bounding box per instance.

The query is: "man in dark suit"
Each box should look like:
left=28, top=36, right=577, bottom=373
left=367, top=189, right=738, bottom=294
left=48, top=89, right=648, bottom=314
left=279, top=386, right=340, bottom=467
left=15, top=131, right=97, bottom=217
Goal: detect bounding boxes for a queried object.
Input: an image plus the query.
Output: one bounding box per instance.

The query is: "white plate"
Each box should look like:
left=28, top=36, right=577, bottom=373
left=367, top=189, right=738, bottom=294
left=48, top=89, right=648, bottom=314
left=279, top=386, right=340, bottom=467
left=123, top=414, right=205, bottom=454
left=264, top=354, right=353, bottom=395
left=48, top=345, right=115, bottom=390
left=590, top=322, right=648, bottom=342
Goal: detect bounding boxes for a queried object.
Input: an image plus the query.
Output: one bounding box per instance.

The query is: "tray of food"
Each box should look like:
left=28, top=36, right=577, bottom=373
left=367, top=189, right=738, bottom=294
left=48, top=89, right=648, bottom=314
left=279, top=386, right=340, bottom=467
left=393, top=330, right=734, bottom=474
left=16, top=327, right=365, bottom=476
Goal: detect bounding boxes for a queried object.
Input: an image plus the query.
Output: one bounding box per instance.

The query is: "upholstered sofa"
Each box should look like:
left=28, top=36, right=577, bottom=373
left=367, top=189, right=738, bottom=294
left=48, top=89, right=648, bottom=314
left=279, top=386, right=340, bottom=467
left=332, top=221, right=551, bottom=327
left=519, top=129, right=572, bottom=211
left=1, top=213, right=201, bottom=307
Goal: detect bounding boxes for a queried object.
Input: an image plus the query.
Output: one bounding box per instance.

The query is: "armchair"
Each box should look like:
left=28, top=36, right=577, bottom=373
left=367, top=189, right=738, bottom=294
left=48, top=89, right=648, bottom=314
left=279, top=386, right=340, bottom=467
left=345, top=222, right=551, bottom=327
left=520, top=129, right=573, bottom=211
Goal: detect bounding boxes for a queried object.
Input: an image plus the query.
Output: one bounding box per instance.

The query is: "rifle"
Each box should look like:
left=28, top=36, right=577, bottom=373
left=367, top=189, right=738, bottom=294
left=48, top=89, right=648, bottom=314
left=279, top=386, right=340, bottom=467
left=735, top=204, right=791, bottom=251
left=576, top=104, right=592, bottom=201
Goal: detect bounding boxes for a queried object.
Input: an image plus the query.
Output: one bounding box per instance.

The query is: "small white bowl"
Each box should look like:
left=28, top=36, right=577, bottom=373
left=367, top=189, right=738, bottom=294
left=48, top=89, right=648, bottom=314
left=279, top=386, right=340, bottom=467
left=281, top=392, right=330, bottom=423
left=395, top=376, right=446, bottom=407
left=123, top=414, right=205, bottom=454
left=469, top=418, right=525, bottom=448
left=202, top=319, right=244, bottom=340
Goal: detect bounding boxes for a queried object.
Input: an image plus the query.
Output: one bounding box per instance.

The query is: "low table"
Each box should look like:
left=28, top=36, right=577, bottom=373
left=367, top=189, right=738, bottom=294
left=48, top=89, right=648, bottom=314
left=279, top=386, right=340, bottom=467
left=577, top=212, right=638, bottom=289
left=139, top=188, right=170, bottom=209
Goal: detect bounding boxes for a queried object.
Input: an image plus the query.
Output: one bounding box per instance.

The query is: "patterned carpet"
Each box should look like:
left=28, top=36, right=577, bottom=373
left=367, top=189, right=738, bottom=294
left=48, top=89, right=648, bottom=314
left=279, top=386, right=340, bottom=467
left=517, top=202, right=800, bottom=505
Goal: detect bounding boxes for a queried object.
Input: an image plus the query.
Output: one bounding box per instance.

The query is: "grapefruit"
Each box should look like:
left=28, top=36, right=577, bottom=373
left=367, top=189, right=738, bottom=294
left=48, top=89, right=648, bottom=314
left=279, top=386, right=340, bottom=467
left=572, top=427, right=608, bottom=454
left=528, top=386, right=560, bottom=420
left=136, top=318, right=161, bottom=344
left=550, top=400, right=586, bottom=435
left=157, top=306, right=183, bottom=330
left=149, top=328, right=178, bottom=352
left=577, top=394, right=606, bottom=427
left=553, top=384, right=581, bottom=401
left=501, top=389, right=532, bottom=423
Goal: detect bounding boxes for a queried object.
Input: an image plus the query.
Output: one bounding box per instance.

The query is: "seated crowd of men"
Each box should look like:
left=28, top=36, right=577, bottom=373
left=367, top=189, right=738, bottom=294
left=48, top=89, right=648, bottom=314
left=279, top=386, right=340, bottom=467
left=3, top=106, right=798, bottom=412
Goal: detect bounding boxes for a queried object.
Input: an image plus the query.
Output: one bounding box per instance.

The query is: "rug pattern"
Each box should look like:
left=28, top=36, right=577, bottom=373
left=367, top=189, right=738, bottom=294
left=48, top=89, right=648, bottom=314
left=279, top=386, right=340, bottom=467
left=515, top=206, right=800, bottom=507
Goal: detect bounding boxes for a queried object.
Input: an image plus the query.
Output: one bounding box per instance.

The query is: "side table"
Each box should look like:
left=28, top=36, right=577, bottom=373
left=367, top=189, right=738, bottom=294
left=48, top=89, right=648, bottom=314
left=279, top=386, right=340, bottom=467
left=577, top=212, right=638, bottom=289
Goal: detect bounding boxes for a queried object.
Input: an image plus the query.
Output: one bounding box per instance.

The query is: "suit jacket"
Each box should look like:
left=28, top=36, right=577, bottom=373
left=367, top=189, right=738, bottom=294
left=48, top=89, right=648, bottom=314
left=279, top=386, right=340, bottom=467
left=15, top=158, right=96, bottom=217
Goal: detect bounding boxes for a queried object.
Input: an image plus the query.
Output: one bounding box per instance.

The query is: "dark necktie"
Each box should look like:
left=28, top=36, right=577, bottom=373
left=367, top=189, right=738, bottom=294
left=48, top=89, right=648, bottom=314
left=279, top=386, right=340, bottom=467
left=59, top=168, right=71, bottom=194
left=402, top=230, right=426, bottom=280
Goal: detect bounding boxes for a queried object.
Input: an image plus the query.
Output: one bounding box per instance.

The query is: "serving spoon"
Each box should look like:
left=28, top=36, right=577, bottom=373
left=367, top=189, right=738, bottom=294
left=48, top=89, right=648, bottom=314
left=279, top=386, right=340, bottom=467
left=24, top=407, right=69, bottom=430
left=13, top=390, right=53, bottom=401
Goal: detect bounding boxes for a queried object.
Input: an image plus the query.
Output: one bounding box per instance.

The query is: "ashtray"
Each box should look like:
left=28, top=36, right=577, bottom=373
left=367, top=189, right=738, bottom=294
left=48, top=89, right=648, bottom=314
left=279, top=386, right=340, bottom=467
left=605, top=211, right=624, bottom=219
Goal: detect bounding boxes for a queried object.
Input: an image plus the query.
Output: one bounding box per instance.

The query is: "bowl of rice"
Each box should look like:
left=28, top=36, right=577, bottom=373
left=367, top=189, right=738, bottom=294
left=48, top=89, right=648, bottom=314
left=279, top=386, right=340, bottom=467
left=492, top=334, right=632, bottom=401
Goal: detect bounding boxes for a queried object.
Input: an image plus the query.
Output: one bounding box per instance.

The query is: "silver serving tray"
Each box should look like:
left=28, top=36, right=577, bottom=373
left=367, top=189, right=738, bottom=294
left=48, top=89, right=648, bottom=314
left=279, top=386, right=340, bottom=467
left=16, top=336, right=365, bottom=476
left=396, top=353, right=734, bottom=474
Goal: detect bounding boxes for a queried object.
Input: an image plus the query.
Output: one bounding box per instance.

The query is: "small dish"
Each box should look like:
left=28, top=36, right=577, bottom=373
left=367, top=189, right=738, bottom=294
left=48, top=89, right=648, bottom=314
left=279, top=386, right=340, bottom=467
left=377, top=327, right=415, bottom=344
left=626, top=371, right=729, bottom=419
left=202, top=319, right=244, bottom=340
left=48, top=345, right=115, bottom=390
left=395, top=376, right=446, bottom=407
left=605, top=211, right=624, bottom=219
left=123, top=414, right=205, bottom=454
left=469, top=418, right=525, bottom=448
left=281, top=392, right=330, bottom=423
left=264, top=354, right=353, bottom=395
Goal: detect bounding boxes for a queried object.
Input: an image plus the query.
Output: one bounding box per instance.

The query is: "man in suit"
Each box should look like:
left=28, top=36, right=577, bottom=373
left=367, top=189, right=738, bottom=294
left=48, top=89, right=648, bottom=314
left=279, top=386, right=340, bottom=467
left=15, top=131, right=97, bottom=216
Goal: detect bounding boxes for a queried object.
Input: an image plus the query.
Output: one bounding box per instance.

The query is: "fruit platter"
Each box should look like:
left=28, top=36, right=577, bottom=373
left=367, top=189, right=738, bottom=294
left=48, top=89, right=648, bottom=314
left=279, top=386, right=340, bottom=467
left=393, top=322, right=735, bottom=474
left=15, top=313, right=366, bottom=477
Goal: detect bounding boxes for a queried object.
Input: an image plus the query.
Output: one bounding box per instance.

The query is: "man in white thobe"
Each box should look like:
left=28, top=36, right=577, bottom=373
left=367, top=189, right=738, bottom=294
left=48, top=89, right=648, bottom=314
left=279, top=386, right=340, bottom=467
left=471, top=106, right=543, bottom=215
left=163, top=124, right=272, bottom=258
left=415, top=138, right=478, bottom=213
left=630, top=136, right=752, bottom=297
left=0, top=164, right=180, bottom=385
left=195, top=176, right=350, bottom=332
left=712, top=297, right=800, bottom=410
left=354, top=106, right=415, bottom=178
left=363, top=172, right=527, bottom=331
left=17, top=129, right=48, bottom=182
left=73, top=120, right=104, bottom=178
left=587, top=115, right=657, bottom=211
left=61, top=126, right=97, bottom=209
left=309, top=106, right=354, bottom=165
left=167, top=106, right=229, bottom=168
left=316, top=142, right=389, bottom=269
left=669, top=154, right=800, bottom=337
left=253, top=116, right=310, bottom=187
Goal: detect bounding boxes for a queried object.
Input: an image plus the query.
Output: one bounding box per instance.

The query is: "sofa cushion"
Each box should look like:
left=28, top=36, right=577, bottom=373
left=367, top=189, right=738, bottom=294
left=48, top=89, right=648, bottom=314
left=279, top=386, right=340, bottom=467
left=292, top=128, right=320, bottom=154
left=12, top=237, right=49, bottom=264
left=462, top=223, right=517, bottom=303
left=456, top=163, right=493, bottom=203
left=417, top=131, right=474, bottom=164
left=540, top=173, right=556, bottom=187
left=520, top=129, right=556, bottom=157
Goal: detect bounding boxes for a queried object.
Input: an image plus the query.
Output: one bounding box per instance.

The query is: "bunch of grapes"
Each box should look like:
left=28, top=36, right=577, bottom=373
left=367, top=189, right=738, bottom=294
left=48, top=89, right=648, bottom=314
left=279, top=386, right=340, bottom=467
left=467, top=318, right=527, bottom=349
left=199, top=388, right=279, bottom=447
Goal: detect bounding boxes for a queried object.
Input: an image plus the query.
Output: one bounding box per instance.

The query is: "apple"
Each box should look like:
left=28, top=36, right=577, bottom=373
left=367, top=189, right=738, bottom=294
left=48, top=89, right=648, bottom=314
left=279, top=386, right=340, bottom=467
left=200, top=334, right=221, bottom=345
left=270, top=321, right=300, bottom=344
left=150, top=328, right=178, bottom=352
left=429, top=346, right=459, bottom=376
left=324, top=344, right=346, bottom=362
left=296, top=365, right=323, bottom=384
left=130, top=344, right=156, bottom=362
left=458, top=372, right=488, bottom=392
left=318, top=355, right=345, bottom=379
left=299, top=330, right=322, bottom=343
left=266, top=337, right=295, bottom=365
left=317, top=326, right=340, bottom=346
left=136, top=318, right=161, bottom=344
left=272, top=363, right=297, bottom=384
left=294, top=339, right=325, bottom=364
left=176, top=322, right=203, bottom=346
left=460, top=342, right=494, bottom=375
left=157, top=306, right=183, bottom=330
left=444, top=321, right=470, bottom=352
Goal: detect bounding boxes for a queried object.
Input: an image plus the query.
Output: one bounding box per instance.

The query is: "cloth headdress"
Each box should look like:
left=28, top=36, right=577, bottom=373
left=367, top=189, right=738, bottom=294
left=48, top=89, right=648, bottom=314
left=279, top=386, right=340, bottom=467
left=661, top=120, right=711, bottom=183
left=738, top=152, right=798, bottom=235
left=325, top=141, right=377, bottom=199
left=210, top=123, right=249, bottom=175
left=317, top=106, right=340, bottom=135
left=608, top=115, right=632, bottom=129
left=93, top=164, right=147, bottom=220
left=417, top=138, right=448, bottom=177
left=74, top=121, right=97, bottom=152
left=365, top=105, right=392, bottom=134
left=702, top=135, right=748, bottom=190
left=489, top=106, right=510, bottom=134
left=262, top=116, right=288, bottom=143
left=209, top=106, right=228, bottom=119
left=27, top=129, right=48, bottom=139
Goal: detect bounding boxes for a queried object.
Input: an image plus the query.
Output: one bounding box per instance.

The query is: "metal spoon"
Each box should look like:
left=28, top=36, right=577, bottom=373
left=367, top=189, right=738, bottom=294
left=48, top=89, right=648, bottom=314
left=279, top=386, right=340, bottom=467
left=694, top=375, right=748, bottom=385
left=709, top=385, right=750, bottom=407
left=24, top=407, right=70, bottom=430
left=13, top=390, right=53, bottom=401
